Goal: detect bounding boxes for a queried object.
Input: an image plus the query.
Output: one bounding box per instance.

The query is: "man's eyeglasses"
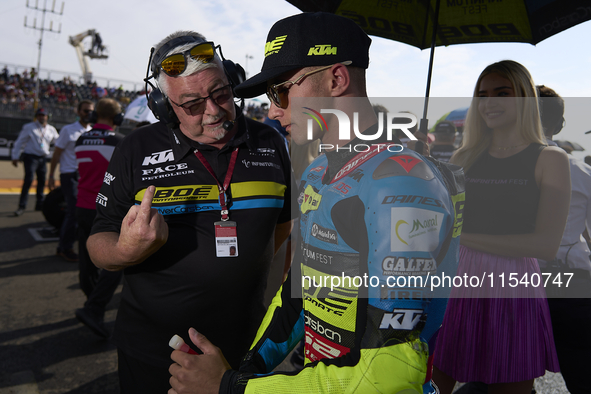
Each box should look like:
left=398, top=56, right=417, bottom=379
left=81, top=109, right=93, bottom=114
left=168, top=84, right=233, bottom=114
left=266, top=61, right=352, bottom=109
left=159, top=42, right=219, bottom=77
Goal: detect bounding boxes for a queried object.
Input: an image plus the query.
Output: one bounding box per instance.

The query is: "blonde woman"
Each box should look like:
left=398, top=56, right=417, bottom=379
left=432, top=60, right=570, bottom=394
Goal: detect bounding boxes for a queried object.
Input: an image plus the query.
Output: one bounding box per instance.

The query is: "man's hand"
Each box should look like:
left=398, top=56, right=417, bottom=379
left=48, top=176, right=56, bottom=191
left=11, top=160, right=18, bottom=168
left=117, top=185, right=168, bottom=265
left=169, top=328, right=231, bottom=394
left=406, top=130, right=430, bottom=156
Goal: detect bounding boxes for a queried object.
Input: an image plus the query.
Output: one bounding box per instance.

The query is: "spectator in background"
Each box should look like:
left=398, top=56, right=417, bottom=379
left=429, top=120, right=457, bottom=163
left=74, top=98, right=125, bottom=338
left=48, top=100, right=94, bottom=262
left=433, top=60, right=569, bottom=394
left=537, top=85, right=591, bottom=394
left=11, top=108, right=59, bottom=216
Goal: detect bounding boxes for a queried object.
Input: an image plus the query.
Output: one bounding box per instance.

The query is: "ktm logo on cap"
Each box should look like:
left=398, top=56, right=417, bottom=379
left=308, top=45, right=337, bottom=56
left=265, top=35, right=287, bottom=57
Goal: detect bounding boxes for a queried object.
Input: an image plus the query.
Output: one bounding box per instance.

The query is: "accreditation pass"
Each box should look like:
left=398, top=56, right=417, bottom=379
left=214, top=221, right=238, bottom=257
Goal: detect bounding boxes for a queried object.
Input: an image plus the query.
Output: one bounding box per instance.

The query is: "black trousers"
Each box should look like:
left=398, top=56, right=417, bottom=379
left=547, top=297, right=591, bottom=394
left=18, top=153, right=46, bottom=209
left=76, top=207, right=122, bottom=315
left=118, top=349, right=172, bottom=394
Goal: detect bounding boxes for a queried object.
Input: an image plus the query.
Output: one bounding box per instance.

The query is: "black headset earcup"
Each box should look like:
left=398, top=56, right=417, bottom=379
left=89, top=110, right=98, bottom=124
left=222, top=60, right=246, bottom=94
left=114, top=112, right=125, bottom=126
left=553, top=116, right=565, bottom=135
left=148, top=88, right=178, bottom=126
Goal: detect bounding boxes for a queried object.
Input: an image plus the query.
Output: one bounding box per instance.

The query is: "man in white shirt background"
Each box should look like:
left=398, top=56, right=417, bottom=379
left=11, top=108, right=59, bottom=217
left=538, top=85, right=591, bottom=394
left=48, top=100, right=94, bottom=262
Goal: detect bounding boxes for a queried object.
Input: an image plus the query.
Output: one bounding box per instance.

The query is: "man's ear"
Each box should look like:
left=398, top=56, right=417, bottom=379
left=328, top=63, right=350, bottom=97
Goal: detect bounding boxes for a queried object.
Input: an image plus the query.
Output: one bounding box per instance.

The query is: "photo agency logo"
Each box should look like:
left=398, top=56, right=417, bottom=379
left=302, top=107, right=418, bottom=152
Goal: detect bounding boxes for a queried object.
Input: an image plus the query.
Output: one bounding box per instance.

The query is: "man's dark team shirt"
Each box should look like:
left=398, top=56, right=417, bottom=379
left=90, top=114, right=294, bottom=368
left=74, top=123, right=124, bottom=210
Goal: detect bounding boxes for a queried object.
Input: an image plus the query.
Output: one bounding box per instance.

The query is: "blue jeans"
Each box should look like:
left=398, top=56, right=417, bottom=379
left=58, top=171, right=78, bottom=252
left=18, top=153, right=47, bottom=209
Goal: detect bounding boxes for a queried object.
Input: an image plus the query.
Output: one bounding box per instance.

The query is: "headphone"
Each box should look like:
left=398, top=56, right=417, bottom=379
left=88, top=110, right=124, bottom=126
left=144, top=35, right=246, bottom=129
left=553, top=116, right=565, bottom=135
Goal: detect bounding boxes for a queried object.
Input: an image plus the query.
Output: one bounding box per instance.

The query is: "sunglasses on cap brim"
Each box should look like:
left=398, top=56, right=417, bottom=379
left=159, top=41, right=219, bottom=77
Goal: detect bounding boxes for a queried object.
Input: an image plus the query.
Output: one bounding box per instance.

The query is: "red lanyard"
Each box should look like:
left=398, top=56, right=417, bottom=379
left=194, top=147, right=239, bottom=221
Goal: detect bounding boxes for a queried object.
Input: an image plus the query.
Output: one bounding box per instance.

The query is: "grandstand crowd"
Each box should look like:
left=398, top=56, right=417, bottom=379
left=0, top=65, right=141, bottom=112
left=0, top=65, right=271, bottom=126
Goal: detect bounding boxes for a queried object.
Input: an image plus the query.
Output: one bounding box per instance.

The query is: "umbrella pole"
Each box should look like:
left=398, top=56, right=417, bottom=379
left=419, top=0, right=442, bottom=136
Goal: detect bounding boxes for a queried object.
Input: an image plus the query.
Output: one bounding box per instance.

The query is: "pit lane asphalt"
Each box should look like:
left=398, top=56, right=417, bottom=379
left=0, top=158, right=293, bottom=394
left=0, top=161, right=568, bottom=394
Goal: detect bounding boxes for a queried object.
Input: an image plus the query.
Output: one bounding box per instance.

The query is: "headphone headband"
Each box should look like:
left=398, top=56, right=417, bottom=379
left=151, top=35, right=209, bottom=76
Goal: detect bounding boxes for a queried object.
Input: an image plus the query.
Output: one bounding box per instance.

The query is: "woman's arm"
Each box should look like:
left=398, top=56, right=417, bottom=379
left=460, top=146, right=571, bottom=261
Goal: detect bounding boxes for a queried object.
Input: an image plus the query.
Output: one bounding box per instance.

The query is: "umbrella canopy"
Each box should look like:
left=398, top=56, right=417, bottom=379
left=123, top=95, right=158, bottom=123
left=286, top=0, right=591, bottom=132
left=286, top=0, right=590, bottom=48
left=430, top=106, right=468, bottom=133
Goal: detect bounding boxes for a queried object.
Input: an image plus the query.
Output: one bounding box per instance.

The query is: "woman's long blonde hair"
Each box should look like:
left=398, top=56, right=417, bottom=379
left=451, top=60, right=546, bottom=171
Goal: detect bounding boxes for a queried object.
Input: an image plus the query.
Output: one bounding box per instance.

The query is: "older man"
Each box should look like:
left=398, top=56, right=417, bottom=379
left=87, top=31, right=293, bottom=393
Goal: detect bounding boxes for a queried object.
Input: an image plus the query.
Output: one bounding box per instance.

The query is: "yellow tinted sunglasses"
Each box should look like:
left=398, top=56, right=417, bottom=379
left=159, top=42, right=218, bottom=77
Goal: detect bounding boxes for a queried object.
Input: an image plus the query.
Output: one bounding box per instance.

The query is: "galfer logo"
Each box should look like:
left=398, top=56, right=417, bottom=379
left=143, top=149, right=174, bottom=166
left=303, top=108, right=417, bottom=152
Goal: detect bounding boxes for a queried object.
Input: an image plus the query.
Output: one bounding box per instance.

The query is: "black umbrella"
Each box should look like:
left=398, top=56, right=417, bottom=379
left=286, top=0, right=591, bottom=133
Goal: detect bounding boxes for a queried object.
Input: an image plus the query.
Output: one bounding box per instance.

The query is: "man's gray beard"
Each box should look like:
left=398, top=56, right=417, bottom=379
left=209, top=124, right=228, bottom=141
left=203, top=113, right=228, bottom=141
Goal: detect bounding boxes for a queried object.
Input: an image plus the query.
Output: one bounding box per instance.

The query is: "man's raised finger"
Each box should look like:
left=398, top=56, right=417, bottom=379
left=138, top=185, right=156, bottom=222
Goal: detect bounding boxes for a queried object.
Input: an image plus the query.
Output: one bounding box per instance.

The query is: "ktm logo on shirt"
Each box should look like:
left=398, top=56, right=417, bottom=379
left=143, top=149, right=174, bottom=166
